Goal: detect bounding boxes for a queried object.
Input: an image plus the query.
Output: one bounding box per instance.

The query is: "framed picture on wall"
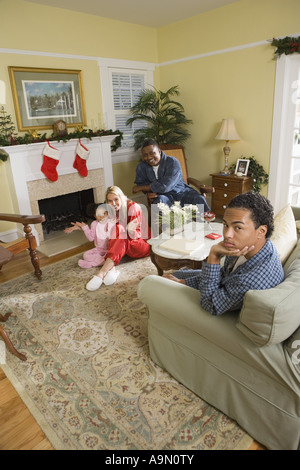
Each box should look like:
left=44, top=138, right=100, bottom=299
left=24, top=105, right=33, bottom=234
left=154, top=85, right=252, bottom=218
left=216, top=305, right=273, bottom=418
left=235, top=158, right=250, bottom=176
left=8, top=66, right=86, bottom=131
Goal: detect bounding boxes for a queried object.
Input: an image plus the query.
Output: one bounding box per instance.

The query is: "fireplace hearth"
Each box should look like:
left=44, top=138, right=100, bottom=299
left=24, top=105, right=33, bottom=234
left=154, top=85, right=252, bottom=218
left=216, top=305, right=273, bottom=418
left=3, top=136, right=115, bottom=245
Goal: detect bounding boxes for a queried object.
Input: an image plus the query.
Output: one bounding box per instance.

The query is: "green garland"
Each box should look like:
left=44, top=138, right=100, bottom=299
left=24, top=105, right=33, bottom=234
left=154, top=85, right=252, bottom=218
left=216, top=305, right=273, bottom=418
left=0, top=148, right=9, bottom=162
left=271, top=36, right=300, bottom=59
left=0, top=127, right=123, bottom=160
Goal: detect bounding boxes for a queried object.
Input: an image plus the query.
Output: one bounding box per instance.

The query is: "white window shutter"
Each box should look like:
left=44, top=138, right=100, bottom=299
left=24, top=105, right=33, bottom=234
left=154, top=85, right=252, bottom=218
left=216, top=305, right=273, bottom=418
left=111, top=71, right=145, bottom=147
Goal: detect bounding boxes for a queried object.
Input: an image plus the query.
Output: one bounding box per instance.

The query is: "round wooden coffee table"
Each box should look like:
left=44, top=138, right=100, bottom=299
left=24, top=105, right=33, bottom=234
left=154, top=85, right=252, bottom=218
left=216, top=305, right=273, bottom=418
left=147, top=222, right=223, bottom=276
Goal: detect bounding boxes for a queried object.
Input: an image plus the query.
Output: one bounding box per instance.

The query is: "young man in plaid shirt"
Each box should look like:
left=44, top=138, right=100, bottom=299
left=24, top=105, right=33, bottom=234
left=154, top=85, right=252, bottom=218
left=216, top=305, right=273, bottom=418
left=164, top=192, right=284, bottom=316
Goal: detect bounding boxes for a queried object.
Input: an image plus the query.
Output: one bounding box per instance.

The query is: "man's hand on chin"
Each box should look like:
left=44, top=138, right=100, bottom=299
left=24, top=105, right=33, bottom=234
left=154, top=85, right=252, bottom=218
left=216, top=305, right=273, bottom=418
left=207, top=241, right=255, bottom=264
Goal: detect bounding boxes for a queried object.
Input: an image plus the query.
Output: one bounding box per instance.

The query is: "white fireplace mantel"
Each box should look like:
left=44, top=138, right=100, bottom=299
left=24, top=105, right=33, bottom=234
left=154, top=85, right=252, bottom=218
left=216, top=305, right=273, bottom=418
left=3, top=136, right=115, bottom=244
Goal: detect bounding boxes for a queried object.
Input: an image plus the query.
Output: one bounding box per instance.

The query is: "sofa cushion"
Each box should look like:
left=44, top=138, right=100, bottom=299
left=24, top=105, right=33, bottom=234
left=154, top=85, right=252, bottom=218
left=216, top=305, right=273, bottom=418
left=270, top=204, right=297, bottom=264
left=236, top=258, right=300, bottom=346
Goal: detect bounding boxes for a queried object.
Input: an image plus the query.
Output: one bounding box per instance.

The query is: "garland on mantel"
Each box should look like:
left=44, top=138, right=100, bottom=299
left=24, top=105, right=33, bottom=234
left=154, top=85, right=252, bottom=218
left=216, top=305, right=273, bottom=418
left=0, top=127, right=123, bottom=161
left=271, top=35, right=300, bottom=59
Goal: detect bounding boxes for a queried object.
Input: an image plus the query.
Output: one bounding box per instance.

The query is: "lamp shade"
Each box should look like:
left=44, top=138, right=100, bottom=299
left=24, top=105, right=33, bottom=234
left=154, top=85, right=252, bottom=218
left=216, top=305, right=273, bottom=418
left=215, top=118, right=240, bottom=141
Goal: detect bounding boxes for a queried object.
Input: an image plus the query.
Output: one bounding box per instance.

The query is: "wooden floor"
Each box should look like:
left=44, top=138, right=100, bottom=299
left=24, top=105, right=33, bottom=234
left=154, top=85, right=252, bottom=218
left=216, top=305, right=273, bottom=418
left=0, top=244, right=265, bottom=450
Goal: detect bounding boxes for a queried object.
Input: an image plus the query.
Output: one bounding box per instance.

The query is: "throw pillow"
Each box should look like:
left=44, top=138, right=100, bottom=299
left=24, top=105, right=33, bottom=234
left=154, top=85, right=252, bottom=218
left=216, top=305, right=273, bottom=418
left=270, top=204, right=297, bottom=264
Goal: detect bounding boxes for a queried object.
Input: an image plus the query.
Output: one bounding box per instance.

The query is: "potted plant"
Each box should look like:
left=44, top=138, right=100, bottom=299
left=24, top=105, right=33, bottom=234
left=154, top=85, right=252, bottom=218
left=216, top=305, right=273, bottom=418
left=230, top=156, right=269, bottom=193
left=157, top=201, right=200, bottom=234
left=126, top=85, right=192, bottom=150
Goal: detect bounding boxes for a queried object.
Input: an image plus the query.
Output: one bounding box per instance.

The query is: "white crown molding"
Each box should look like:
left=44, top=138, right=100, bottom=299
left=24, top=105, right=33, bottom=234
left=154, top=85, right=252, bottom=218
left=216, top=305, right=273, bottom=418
left=97, top=57, right=155, bottom=71
left=158, top=40, right=268, bottom=67
left=0, top=47, right=98, bottom=61
left=158, top=32, right=300, bottom=67
left=0, top=48, right=156, bottom=69
left=1, top=32, right=300, bottom=67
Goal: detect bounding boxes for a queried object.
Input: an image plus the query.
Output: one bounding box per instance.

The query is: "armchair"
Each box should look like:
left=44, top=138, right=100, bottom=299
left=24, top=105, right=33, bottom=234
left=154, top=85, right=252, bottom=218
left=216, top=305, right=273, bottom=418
left=0, top=212, right=46, bottom=280
left=146, top=145, right=214, bottom=205
left=0, top=313, right=27, bottom=362
left=0, top=245, right=27, bottom=361
left=0, top=212, right=45, bottom=361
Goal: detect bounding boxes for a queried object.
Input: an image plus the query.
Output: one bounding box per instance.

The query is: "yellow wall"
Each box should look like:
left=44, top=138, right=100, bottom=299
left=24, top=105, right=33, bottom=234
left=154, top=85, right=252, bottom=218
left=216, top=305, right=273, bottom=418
left=158, top=44, right=276, bottom=190
left=157, top=0, right=300, bottom=192
left=1, top=0, right=300, bottom=233
left=0, top=0, right=158, bottom=231
left=1, top=0, right=158, bottom=62
left=157, top=0, right=300, bottom=63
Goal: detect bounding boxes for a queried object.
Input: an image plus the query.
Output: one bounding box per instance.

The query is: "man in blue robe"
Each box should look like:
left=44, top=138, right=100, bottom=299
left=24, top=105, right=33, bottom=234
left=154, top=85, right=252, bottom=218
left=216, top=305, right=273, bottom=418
left=132, top=139, right=209, bottom=212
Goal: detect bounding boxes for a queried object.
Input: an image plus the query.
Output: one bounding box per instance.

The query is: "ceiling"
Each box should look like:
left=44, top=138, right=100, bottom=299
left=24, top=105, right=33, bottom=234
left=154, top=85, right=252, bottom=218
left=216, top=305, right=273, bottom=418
left=24, top=0, right=240, bottom=28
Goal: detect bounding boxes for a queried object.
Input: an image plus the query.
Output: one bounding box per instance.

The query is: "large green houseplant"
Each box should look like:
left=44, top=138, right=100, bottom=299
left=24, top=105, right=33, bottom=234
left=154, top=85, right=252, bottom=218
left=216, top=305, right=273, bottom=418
left=126, top=85, right=192, bottom=150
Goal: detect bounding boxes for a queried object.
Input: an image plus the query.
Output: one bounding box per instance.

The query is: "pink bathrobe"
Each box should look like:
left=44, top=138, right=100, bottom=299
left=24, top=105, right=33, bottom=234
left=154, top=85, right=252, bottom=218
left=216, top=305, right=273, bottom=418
left=78, top=218, right=116, bottom=268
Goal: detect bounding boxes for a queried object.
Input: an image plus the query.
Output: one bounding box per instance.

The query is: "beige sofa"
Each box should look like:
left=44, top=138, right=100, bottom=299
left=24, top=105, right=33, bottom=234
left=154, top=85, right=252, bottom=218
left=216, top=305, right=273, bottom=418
left=138, top=206, right=300, bottom=450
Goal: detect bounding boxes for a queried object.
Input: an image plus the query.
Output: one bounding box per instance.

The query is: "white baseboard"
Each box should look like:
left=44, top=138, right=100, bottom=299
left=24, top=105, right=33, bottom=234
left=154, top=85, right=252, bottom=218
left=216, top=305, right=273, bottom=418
left=0, top=228, right=21, bottom=243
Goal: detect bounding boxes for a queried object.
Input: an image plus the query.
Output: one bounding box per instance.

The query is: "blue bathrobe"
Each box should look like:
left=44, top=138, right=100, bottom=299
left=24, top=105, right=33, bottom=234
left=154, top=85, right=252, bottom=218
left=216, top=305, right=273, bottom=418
left=134, top=151, right=209, bottom=211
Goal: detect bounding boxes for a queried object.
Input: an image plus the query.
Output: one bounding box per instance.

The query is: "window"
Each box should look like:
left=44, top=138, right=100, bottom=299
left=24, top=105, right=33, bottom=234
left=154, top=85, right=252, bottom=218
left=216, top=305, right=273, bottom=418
left=289, top=75, right=300, bottom=206
left=98, top=59, right=154, bottom=163
left=269, top=55, right=300, bottom=213
left=111, top=71, right=145, bottom=148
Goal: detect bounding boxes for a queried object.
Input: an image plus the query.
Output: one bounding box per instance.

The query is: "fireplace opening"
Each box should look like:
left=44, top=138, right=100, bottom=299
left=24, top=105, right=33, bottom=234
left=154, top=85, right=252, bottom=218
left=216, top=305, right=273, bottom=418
left=38, top=189, right=95, bottom=237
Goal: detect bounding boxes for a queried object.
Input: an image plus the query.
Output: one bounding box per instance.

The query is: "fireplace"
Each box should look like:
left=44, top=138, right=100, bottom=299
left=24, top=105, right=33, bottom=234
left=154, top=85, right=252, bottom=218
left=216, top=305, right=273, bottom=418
left=4, top=136, right=115, bottom=244
left=38, top=189, right=94, bottom=237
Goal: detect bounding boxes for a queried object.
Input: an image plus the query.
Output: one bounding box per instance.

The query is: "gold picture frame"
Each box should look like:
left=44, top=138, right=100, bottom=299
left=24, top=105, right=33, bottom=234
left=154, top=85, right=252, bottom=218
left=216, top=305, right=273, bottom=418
left=8, top=66, right=86, bottom=131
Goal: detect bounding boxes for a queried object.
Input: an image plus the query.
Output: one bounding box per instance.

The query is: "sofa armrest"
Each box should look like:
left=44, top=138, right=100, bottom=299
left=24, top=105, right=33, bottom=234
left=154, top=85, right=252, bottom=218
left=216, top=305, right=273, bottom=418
left=138, top=275, right=201, bottom=323
left=0, top=213, right=45, bottom=225
left=138, top=275, right=229, bottom=336
left=187, top=178, right=215, bottom=195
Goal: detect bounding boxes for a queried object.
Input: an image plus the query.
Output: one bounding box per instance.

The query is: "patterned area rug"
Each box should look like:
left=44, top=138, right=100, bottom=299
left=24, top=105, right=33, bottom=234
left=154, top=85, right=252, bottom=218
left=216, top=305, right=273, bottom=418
left=0, top=255, right=253, bottom=450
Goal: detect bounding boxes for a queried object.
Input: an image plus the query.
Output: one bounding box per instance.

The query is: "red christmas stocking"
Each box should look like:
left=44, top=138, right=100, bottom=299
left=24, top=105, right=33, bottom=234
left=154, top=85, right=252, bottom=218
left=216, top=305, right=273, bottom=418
left=41, top=141, right=61, bottom=182
left=73, top=139, right=90, bottom=177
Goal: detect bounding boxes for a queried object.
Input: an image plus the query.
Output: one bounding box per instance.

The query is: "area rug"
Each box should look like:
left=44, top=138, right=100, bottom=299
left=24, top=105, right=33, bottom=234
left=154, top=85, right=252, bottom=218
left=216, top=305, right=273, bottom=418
left=0, top=255, right=253, bottom=450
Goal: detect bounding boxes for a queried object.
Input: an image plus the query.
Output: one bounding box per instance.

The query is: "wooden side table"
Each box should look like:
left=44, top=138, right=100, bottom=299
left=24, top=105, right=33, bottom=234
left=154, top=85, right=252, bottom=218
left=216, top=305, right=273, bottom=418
left=210, top=173, right=253, bottom=217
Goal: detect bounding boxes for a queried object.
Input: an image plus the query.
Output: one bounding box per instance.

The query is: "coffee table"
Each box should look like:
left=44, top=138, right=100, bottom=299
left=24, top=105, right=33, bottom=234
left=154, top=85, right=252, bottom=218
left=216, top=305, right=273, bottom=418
left=147, top=222, right=223, bottom=275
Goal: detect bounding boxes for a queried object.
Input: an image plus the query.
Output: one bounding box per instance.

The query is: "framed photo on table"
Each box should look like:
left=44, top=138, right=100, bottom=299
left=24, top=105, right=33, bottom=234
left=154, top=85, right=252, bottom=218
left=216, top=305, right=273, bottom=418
left=235, top=158, right=250, bottom=176
left=8, top=66, right=86, bottom=131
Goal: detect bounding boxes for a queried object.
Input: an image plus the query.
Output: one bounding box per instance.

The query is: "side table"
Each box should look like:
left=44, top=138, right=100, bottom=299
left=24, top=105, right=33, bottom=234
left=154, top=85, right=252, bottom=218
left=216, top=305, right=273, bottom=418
left=210, top=173, right=253, bottom=217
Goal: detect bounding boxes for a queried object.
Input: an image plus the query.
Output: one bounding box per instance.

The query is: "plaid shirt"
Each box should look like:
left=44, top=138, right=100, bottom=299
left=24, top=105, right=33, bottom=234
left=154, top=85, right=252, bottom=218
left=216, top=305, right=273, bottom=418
left=174, top=240, right=284, bottom=316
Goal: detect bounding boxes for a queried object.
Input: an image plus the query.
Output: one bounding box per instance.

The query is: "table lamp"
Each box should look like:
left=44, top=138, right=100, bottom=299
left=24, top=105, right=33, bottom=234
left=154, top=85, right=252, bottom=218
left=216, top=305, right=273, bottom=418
left=215, top=118, right=241, bottom=175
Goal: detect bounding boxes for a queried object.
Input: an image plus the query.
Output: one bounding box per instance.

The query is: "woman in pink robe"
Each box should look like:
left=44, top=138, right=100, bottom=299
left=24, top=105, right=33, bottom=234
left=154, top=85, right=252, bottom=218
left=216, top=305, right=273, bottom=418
left=85, top=186, right=151, bottom=291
